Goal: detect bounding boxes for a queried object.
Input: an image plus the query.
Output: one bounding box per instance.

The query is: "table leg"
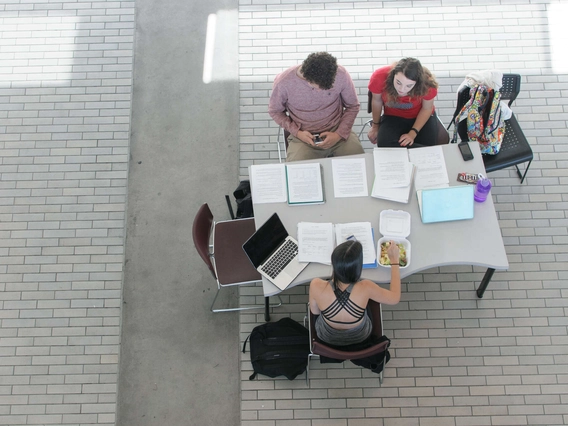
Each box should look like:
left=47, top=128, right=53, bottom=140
left=264, top=297, right=270, bottom=322
left=477, top=268, right=495, bottom=298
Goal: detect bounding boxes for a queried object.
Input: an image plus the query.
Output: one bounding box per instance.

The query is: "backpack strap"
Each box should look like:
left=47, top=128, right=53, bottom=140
left=242, top=334, right=250, bottom=353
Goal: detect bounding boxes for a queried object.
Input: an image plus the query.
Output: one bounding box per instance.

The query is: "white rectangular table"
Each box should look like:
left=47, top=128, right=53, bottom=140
left=251, top=142, right=509, bottom=300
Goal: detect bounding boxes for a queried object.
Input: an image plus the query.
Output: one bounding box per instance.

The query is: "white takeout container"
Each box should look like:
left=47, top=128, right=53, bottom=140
left=377, top=209, right=411, bottom=269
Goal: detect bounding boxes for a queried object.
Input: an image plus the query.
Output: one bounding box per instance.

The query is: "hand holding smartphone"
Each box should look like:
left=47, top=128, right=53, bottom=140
left=313, top=134, right=323, bottom=145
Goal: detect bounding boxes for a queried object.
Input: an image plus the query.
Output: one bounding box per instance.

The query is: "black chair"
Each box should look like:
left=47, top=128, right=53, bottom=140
left=449, top=74, right=533, bottom=184
left=277, top=126, right=290, bottom=163
left=359, top=91, right=449, bottom=145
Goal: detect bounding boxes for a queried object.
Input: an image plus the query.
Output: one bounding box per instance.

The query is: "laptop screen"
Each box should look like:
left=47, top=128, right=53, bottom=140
left=242, top=213, right=289, bottom=268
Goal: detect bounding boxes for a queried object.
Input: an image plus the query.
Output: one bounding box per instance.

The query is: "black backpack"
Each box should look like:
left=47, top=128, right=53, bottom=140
left=242, top=318, right=310, bottom=380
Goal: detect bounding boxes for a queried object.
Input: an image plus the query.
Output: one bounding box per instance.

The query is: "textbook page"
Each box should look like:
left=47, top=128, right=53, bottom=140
left=285, top=163, right=324, bottom=205
left=250, top=164, right=287, bottom=204
left=331, top=157, right=368, bottom=198
left=335, top=222, right=377, bottom=267
left=297, top=222, right=334, bottom=264
left=408, top=146, right=449, bottom=190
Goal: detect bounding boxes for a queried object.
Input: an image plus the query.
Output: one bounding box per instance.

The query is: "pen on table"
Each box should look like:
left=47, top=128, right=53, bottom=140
left=347, top=235, right=356, bottom=241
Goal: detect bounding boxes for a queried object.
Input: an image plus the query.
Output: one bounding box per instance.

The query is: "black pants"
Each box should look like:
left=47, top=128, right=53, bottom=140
left=377, top=114, right=439, bottom=148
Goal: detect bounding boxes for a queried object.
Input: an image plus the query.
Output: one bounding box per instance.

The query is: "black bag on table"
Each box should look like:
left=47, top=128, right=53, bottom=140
left=242, top=318, right=310, bottom=380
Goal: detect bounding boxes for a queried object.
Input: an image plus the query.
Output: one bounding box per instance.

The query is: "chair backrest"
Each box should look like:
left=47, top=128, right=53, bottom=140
left=284, top=128, right=290, bottom=149
left=309, top=299, right=387, bottom=360
left=192, top=203, right=216, bottom=278
left=500, top=73, right=521, bottom=106
left=455, top=73, right=521, bottom=114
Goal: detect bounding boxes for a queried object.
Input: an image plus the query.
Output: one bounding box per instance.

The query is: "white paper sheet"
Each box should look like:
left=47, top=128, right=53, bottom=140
left=371, top=148, right=415, bottom=203
left=297, top=222, right=334, bottom=264
left=286, top=163, right=324, bottom=204
left=334, top=222, right=377, bottom=267
left=373, top=148, right=411, bottom=188
left=408, top=146, right=449, bottom=190
left=331, top=158, right=369, bottom=198
left=250, top=164, right=287, bottom=204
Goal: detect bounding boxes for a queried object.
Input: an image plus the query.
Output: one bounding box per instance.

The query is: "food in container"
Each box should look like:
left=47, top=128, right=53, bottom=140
left=377, top=209, right=411, bottom=269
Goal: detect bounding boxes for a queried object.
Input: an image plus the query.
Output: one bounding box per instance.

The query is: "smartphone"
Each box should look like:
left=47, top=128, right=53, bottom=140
left=458, top=142, right=474, bottom=161
left=313, top=134, right=323, bottom=145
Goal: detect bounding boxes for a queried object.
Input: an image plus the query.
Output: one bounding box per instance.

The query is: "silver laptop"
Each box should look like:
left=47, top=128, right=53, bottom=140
left=242, top=213, right=308, bottom=291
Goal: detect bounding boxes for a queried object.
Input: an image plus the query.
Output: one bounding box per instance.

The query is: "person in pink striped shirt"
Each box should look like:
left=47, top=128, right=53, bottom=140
left=269, top=52, right=364, bottom=162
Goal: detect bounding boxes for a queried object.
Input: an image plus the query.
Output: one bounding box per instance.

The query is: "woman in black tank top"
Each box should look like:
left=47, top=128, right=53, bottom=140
left=309, top=240, right=401, bottom=346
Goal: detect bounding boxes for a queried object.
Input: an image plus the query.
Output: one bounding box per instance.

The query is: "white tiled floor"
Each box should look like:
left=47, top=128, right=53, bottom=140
left=239, top=1, right=568, bottom=425
left=2, top=0, right=568, bottom=424
left=0, top=0, right=133, bottom=424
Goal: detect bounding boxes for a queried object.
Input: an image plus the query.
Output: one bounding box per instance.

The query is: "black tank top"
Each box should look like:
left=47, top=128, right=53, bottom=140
left=320, top=283, right=366, bottom=325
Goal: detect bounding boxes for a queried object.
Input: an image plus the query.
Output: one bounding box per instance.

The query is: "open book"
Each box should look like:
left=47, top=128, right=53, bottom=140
left=371, top=148, right=415, bottom=203
left=297, top=221, right=377, bottom=268
left=250, top=163, right=325, bottom=205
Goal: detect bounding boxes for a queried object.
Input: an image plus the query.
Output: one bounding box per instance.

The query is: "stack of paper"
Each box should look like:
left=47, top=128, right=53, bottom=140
left=371, top=148, right=415, bottom=203
left=297, top=221, right=377, bottom=268
left=250, top=163, right=325, bottom=205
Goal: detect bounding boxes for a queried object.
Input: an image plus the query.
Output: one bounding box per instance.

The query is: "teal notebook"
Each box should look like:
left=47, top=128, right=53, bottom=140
left=417, top=185, right=474, bottom=224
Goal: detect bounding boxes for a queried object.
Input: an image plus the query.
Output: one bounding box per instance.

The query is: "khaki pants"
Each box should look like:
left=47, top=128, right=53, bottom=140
left=286, top=130, right=364, bottom=162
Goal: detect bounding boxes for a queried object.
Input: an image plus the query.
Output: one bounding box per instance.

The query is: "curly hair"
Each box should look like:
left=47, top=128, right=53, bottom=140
left=300, top=52, right=338, bottom=90
left=384, top=57, right=438, bottom=103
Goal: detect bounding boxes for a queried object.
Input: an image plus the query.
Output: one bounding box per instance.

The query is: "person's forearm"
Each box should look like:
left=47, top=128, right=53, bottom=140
left=411, top=107, right=432, bottom=133
left=389, top=265, right=401, bottom=304
left=268, top=108, right=300, bottom=136
left=371, top=95, right=383, bottom=130
left=335, top=103, right=359, bottom=140
left=335, top=77, right=360, bottom=140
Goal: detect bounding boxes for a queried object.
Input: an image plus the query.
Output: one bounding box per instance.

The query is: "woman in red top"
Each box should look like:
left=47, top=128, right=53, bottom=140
left=367, top=58, right=439, bottom=148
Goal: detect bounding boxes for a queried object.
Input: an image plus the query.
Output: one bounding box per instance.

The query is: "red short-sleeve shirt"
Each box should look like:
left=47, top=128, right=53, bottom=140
left=368, top=65, right=437, bottom=119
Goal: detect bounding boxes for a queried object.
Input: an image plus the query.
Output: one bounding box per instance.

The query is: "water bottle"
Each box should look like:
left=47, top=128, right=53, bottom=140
left=474, top=175, right=492, bottom=202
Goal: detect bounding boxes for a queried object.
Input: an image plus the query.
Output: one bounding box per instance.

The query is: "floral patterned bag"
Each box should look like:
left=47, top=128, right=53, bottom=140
left=453, top=85, right=505, bottom=155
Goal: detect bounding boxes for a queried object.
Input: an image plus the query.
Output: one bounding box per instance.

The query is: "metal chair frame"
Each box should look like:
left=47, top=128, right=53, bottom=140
left=192, top=203, right=281, bottom=321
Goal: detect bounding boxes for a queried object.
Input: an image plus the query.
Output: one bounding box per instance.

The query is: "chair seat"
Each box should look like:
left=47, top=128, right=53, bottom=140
left=311, top=339, right=389, bottom=360
left=483, top=114, right=533, bottom=173
left=214, top=218, right=261, bottom=286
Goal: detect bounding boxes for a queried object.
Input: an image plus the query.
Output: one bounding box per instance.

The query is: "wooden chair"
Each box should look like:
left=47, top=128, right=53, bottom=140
left=192, top=203, right=280, bottom=321
left=449, top=73, right=533, bottom=183
left=304, top=301, right=390, bottom=385
left=360, top=91, right=449, bottom=145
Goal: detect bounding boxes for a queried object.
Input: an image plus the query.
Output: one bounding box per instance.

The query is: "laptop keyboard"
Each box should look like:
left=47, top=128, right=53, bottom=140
left=260, top=239, right=298, bottom=279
